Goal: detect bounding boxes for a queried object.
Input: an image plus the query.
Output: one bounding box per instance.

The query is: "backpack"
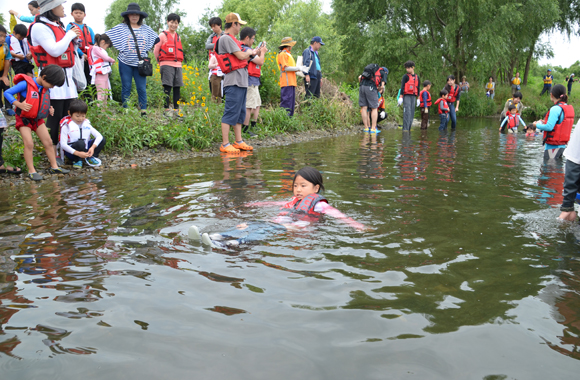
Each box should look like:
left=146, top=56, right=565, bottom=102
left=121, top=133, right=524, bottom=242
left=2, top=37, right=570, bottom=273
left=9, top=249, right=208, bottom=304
left=361, top=63, right=380, bottom=83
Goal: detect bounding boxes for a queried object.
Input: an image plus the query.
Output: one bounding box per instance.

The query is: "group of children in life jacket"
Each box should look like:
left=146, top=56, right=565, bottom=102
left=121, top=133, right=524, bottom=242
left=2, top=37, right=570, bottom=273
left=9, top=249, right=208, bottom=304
left=0, top=2, right=189, bottom=180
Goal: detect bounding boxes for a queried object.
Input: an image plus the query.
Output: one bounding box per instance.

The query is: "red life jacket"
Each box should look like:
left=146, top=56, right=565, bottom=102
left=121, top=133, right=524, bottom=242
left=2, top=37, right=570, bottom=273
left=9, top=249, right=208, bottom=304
left=86, top=46, right=111, bottom=75
left=282, top=194, right=328, bottom=217
left=403, top=74, right=419, bottom=96
left=434, top=98, right=448, bottom=114
left=69, top=22, right=93, bottom=54
left=13, top=74, right=51, bottom=121
left=419, top=89, right=432, bottom=107
left=28, top=17, right=75, bottom=68
left=447, top=85, right=460, bottom=103
left=242, top=45, right=261, bottom=78
left=507, top=113, right=520, bottom=129
left=158, top=31, right=184, bottom=62
left=373, top=68, right=386, bottom=87
left=543, top=103, right=575, bottom=146
left=214, top=34, right=248, bottom=74
left=208, top=34, right=220, bottom=59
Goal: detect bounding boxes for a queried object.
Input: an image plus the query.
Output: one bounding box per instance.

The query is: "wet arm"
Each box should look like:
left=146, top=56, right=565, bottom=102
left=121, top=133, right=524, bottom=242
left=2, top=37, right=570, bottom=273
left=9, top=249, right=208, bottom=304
left=536, top=107, right=562, bottom=131
left=318, top=203, right=366, bottom=231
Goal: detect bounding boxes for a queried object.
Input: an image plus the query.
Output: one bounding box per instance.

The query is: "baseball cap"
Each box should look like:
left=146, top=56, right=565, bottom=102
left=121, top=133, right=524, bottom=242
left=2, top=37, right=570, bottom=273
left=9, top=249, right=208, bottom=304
left=225, top=13, right=247, bottom=24
left=311, top=36, right=325, bottom=45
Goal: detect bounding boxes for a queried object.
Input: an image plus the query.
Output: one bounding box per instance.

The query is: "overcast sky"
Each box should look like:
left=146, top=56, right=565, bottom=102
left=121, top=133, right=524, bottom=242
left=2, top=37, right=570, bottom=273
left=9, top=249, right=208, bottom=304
left=1, top=0, right=577, bottom=68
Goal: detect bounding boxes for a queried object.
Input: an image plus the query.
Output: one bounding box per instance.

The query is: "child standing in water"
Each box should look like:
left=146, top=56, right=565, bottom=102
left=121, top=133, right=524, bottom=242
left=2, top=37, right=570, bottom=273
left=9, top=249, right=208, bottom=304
left=189, top=166, right=366, bottom=248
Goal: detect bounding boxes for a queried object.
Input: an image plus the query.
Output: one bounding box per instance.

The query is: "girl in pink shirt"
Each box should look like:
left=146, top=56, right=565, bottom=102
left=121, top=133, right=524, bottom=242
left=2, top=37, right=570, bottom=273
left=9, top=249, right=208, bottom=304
left=189, top=167, right=366, bottom=248
left=88, top=34, right=116, bottom=104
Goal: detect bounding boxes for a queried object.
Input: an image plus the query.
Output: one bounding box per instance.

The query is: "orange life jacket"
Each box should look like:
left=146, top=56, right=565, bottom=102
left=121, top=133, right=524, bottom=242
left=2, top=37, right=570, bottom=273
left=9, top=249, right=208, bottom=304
left=214, top=34, right=248, bottom=74
left=158, top=31, right=184, bottom=62
left=434, top=98, right=448, bottom=114
left=447, top=85, right=460, bottom=103
left=242, top=44, right=261, bottom=78
left=13, top=74, right=51, bottom=121
left=69, top=22, right=93, bottom=54
left=543, top=103, right=575, bottom=146
left=28, top=17, right=75, bottom=68
left=419, top=89, right=432, bottom=107
left=403, top=74, right=419, bottom=96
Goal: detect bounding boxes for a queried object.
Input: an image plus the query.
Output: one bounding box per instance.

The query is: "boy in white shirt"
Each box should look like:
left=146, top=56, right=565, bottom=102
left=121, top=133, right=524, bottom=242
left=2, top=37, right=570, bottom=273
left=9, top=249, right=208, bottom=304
left=59, top=99, right=105, bottom=169
left=9, top=24, right=34, bottom=76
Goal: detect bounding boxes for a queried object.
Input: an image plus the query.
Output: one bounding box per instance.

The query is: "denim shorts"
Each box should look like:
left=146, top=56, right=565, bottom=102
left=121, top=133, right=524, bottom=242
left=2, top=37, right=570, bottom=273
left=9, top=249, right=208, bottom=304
left=222, top=85, right=247, bottom=126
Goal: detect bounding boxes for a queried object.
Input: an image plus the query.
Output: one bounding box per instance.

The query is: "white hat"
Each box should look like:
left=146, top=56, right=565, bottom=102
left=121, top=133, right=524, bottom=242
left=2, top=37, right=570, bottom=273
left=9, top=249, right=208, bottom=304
left=38, top=0, right=67, bottom=14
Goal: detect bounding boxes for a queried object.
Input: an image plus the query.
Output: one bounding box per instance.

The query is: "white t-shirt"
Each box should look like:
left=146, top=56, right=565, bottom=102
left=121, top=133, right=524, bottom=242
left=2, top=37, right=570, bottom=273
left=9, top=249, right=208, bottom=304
left=29, top=17, right=78, bottom=100
left=9, top=36, right=30, bottom=61
left=564, top=120, right=580, bottom=165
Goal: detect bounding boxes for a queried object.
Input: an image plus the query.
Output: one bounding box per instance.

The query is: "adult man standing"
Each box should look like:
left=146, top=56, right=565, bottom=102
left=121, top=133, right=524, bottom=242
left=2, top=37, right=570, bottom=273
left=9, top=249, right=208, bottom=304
left=240, top=26, right=266, bottom=137
left=511, top=72, right=521, bottom=95
left=302, top=36, right=324, bottom=98
left=540, top=69, right=553, bottom=96
left=215, top=13, right=259, bottom=153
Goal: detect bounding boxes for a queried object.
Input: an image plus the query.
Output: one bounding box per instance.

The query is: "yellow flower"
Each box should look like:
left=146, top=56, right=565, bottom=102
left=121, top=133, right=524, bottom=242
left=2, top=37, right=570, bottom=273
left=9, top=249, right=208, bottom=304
left=196, top=100, right=200, bottom=103
left=201, top=103, right=205, bottom=107
left=202, top=96, right=206, bottom=101
left=205, top=107, right=208, bottom=112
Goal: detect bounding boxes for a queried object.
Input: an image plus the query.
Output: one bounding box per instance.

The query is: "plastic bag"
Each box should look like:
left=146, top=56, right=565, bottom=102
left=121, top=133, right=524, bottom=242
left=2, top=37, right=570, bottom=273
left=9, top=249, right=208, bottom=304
left=397, top=97, right=403, bottom=106
left=72, top=51, right=87, bottom=92
left=0, top=112, right=7, bottom=129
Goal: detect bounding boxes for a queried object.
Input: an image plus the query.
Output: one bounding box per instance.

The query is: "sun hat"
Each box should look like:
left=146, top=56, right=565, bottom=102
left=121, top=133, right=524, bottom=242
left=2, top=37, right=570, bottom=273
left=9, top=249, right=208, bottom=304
left=38, top=0, right=67, bottom=14
left=225, top=13, right=247, bottom=24
left=121, top=2, right=148, bottom=18
left=279, top=37, right=297, bottom=49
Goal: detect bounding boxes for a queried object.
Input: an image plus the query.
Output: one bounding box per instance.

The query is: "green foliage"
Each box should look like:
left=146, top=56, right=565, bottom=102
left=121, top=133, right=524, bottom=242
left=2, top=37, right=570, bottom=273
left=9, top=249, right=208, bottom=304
left=456, top=90, right=497, bottom=118
left=104, top=0, right=183, bottom=32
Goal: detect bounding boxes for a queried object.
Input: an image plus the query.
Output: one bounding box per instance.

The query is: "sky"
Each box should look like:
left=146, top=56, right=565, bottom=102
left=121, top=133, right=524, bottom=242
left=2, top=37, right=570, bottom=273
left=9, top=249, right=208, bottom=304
left=0, top=0, right=577, bottom=68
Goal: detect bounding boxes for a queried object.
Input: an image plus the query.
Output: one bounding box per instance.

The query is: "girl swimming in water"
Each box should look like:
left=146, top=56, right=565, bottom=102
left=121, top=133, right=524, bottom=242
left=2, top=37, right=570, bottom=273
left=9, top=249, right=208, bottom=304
left=188, top=166, right=366, bottom=248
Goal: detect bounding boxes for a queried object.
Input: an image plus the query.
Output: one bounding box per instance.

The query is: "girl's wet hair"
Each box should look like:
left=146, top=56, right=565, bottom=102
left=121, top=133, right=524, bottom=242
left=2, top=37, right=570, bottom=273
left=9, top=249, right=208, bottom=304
left=551, top=84, right=568, bottom=103
left=293, top=166, right=325, bottom=193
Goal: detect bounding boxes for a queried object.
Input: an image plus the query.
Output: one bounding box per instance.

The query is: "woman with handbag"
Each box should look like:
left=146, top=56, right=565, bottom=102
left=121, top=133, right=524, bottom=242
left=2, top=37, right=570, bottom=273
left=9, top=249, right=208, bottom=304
left=105, top=3, right=159, bottom=117
left=28, top=0, right=82, bottom=164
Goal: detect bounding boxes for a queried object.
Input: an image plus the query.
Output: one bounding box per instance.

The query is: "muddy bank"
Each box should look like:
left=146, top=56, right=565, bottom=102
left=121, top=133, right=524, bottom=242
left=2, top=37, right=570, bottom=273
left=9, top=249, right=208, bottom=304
left=1, top=121, right=403, bottom=188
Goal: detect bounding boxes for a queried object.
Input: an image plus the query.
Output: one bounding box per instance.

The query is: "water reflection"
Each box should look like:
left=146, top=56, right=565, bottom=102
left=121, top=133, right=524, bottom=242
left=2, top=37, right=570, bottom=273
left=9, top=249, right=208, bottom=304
left=0, top=122, right=579, bottom=378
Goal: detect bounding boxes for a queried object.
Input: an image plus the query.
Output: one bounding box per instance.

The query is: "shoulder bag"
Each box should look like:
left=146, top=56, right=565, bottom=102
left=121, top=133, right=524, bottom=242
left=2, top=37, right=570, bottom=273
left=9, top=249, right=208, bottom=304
left=128, top=26, right=152, bottom=77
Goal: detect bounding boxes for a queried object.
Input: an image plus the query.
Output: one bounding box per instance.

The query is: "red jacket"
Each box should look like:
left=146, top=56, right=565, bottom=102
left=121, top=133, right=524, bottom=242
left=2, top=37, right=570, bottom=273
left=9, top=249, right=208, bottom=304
left=13, top=74, right=51, bottom=121
left=434, top=98, right=449, bottom=114
left=28, top=17, right=75, bottom=68
left=543, top=103, right=575, bottom=145
left=419, top=89, right=431, bottom=107
left=403, top=74, right=419, bottom=96
left=214, top=34, right=248, bottom=74
left=158, top=31, right=184, bottom=62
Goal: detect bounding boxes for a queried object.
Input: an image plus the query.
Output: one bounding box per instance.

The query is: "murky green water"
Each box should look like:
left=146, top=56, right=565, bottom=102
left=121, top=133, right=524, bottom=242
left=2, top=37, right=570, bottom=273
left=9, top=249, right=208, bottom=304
left=1, top=119, right=580, bottom=379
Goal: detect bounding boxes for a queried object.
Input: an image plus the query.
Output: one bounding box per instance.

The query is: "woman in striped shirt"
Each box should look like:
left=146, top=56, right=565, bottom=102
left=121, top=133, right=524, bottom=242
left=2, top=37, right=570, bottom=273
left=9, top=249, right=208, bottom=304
left=105, top=3, right=159, bottom=117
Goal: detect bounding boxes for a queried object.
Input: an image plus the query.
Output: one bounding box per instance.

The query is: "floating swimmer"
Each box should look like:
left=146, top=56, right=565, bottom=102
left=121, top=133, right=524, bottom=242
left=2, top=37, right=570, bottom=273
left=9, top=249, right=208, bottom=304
left=188, top=166, right=366, bottom=248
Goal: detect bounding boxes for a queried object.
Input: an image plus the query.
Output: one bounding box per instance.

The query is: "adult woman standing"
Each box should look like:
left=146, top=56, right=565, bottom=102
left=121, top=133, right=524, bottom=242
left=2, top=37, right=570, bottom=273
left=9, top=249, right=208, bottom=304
left=277, top=37, right=302, bottom=117
left=105, top=3, right=159, bottom=117
left=486, top=76, right=495, bottom=99
left=28, top=0, right=81, bottom=162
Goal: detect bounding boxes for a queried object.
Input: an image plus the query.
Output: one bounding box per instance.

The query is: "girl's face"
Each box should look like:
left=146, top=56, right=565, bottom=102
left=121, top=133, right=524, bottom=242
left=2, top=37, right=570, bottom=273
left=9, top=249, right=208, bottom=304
left=129, top=14, right=140, bottom=25
left=52, top=5, right=65, bottom=18
left=99, top=40, right=110, bottom=49
left=29, top=4, right=40, bottom=15
left=293, top=175, right=320, bottom=200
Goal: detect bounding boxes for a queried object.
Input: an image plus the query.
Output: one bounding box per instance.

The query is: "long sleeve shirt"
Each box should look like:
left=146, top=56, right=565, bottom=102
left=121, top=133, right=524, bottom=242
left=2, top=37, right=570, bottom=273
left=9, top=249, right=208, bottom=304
left=9, top=36, right=30, bottom=62
left=59, top=118, right=103, bottom=157
left=422, top=91, right=429, bottom=107
left=16, top=14, right=35, bottom=23
left=438, top=99, right=449, bottom=113
left=536, top=105, right=567, bottom=150
left=3, top=77, right=43, bottom=105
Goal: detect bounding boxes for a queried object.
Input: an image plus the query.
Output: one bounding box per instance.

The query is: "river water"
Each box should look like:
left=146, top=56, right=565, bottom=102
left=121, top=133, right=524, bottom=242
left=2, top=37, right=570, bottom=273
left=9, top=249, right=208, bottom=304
left=1, top=119, right=580, bottom=379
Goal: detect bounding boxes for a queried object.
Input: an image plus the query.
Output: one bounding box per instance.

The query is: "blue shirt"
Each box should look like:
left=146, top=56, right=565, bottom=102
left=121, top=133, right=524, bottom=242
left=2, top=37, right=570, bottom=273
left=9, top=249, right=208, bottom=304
left=18, top=15, right=35, bottom=23
left=4, top=77, right=44, bottom=105
left=66, top=22, right=95, bottom=57
left=536, top=104, right=567, bottom=150
left=313, top=48, right=320, bottom=71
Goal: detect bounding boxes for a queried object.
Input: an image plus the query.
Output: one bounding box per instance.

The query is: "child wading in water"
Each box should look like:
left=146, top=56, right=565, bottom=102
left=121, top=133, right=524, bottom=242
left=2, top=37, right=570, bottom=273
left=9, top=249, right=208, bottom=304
left=189, top=166, right=366, bottom=248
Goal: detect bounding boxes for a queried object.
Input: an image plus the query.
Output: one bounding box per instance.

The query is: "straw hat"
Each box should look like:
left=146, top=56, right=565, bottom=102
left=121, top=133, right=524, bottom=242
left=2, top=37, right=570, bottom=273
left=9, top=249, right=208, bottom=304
left=279, top=37, right=296, bottom=49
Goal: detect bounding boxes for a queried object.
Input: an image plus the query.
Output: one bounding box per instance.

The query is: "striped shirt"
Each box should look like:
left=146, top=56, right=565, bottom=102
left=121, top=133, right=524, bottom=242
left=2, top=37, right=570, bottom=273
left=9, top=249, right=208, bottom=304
left=105, top=23, right=159, bottom=67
